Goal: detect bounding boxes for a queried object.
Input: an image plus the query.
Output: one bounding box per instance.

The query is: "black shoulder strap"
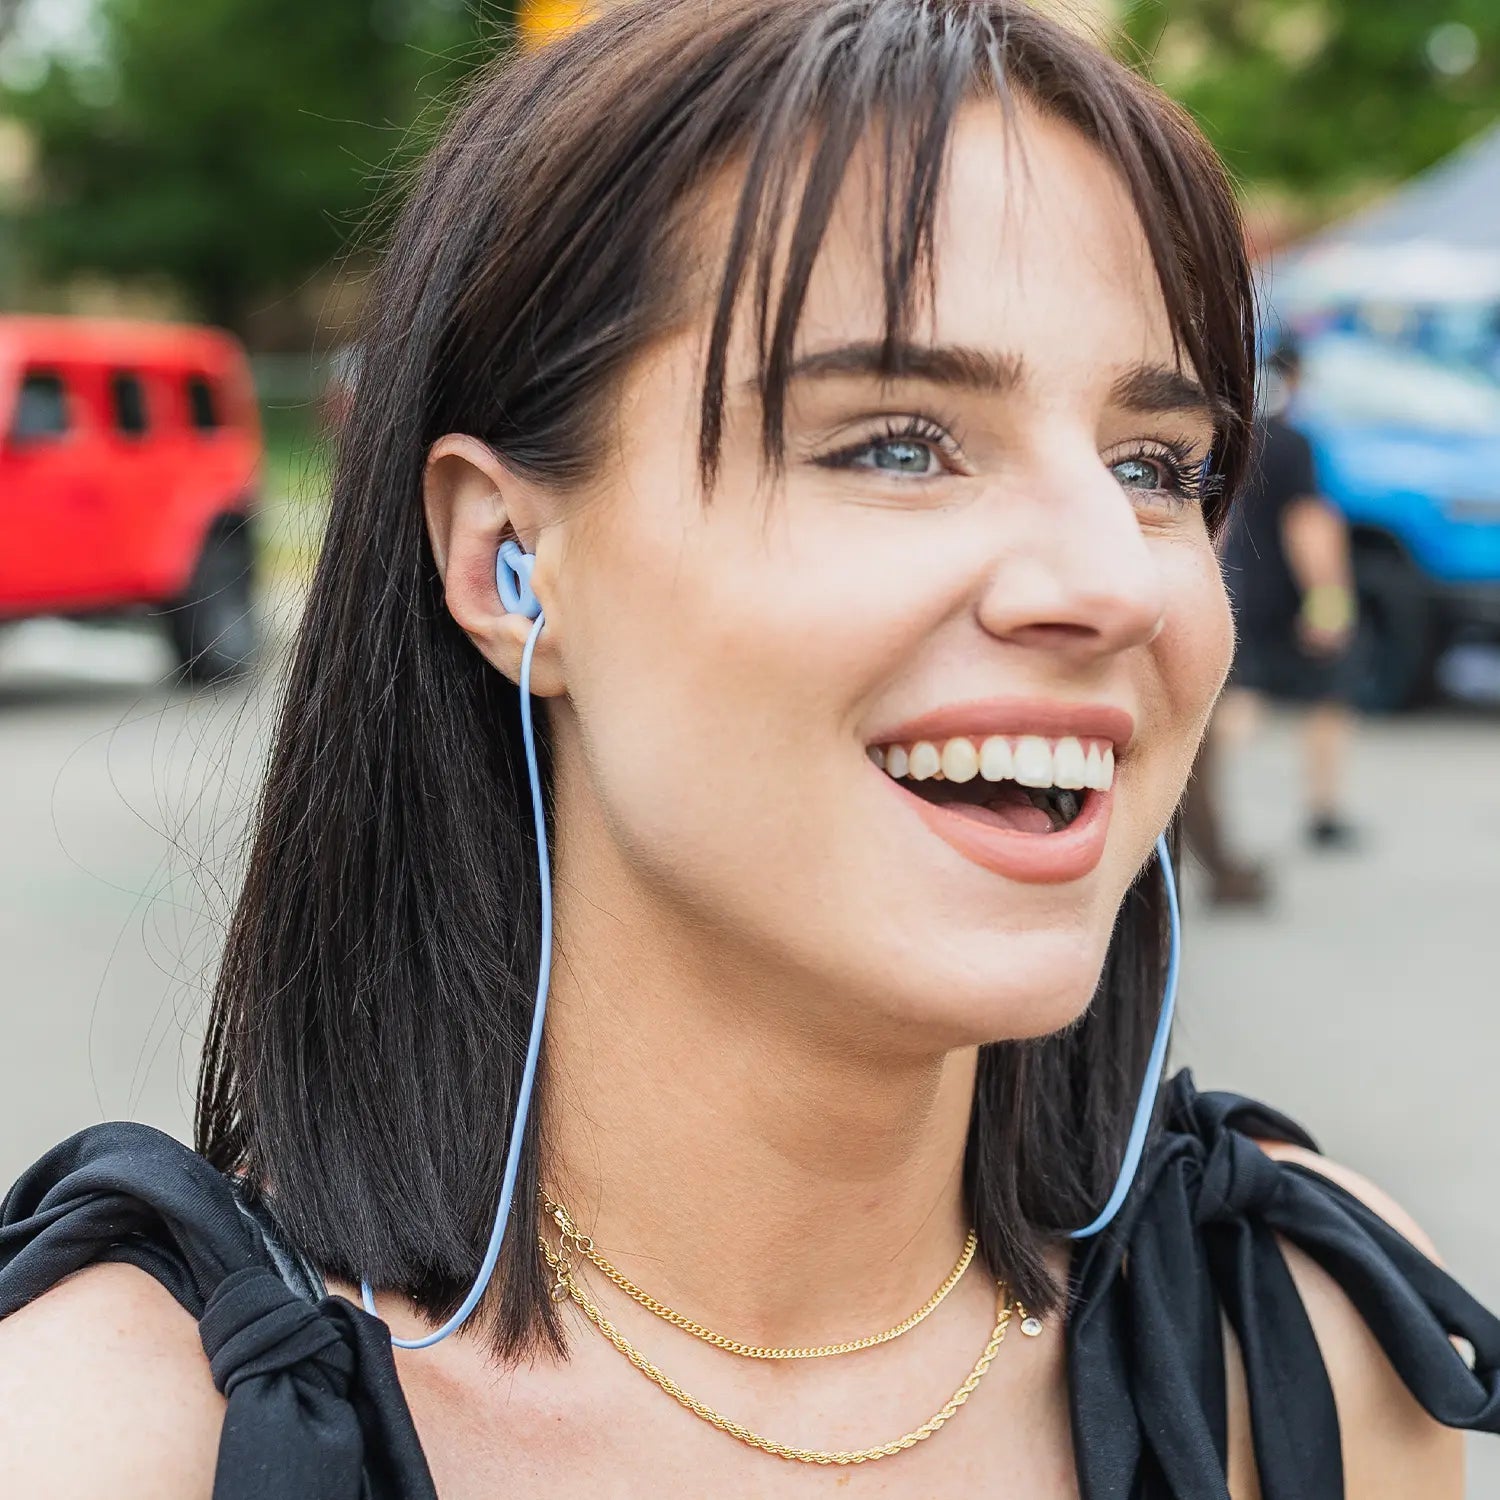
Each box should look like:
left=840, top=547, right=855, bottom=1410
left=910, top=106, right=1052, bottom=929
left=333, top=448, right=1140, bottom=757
left=0, top=1123, right=435, bottom=1500
left=1068, top=1069, right=1500, bottom=1500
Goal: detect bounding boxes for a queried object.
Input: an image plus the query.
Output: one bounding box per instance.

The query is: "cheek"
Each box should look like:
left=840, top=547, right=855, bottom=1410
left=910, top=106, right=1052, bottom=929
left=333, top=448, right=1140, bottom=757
left=1190, top=541, right=1236, bottom=696
left=555, top=511, right=848, bottom=896
left=1156, top=538, right=1234, bottom=745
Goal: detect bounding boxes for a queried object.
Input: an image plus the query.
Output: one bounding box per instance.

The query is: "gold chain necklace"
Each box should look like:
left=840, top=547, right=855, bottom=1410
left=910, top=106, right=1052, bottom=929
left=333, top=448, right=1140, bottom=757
left=538, top=1193, right=1033, bottom=1466
left=541, top=1193, right=978, bottom=1359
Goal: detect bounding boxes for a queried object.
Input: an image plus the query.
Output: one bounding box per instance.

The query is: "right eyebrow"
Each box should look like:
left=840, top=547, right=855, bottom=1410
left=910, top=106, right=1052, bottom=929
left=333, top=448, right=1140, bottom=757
left=780, top=340, right=1025, bottom=394
left=1108, top=362, right=1228, bottom=425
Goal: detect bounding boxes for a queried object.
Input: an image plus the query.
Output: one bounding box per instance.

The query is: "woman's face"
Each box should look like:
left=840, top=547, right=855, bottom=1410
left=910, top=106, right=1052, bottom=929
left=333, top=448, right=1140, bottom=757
left=530, top=100, right=1233, bottom=1047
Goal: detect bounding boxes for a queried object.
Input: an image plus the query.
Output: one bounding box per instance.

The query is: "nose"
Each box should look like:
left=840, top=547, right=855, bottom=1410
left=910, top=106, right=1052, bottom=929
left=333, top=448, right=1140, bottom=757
left=972, top=454, right=1167, bottom=659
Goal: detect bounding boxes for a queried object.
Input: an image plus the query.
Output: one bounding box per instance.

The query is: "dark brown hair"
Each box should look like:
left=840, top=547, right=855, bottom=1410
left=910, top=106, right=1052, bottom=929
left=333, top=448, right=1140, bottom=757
left=199, top=0, right=1256, bottom=1355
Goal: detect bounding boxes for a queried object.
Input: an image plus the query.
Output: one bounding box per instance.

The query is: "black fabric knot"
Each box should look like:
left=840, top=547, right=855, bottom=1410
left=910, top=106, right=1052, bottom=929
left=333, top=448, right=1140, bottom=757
left=199, top=1267, right=368, bottom=1498
left=201, top=1265, right=354, bottom=1399
left=1, top=1121, right=435, bottom=1498
left=1192, top=1127, right=1285, bottom=1228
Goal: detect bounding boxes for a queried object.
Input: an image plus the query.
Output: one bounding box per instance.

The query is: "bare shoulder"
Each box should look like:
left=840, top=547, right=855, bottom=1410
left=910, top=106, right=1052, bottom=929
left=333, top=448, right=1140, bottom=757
left=0, top=1261, right=223, bottom=1498
left=1254, top=1141, right=1463, bottom=1500
left=1256, top=1140, right=1441, bottom=1260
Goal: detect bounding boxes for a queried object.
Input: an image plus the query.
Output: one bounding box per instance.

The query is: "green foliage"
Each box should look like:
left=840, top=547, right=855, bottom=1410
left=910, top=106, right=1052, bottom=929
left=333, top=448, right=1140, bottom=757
left=10, top=1, right=1496, bottom=324
left=4, top=0, right=502, bottom=330
left=1120, top=1, right=1500, bottom=196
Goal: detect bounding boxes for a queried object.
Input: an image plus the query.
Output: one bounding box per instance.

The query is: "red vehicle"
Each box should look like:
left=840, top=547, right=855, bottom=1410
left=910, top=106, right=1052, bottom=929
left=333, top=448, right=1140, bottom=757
left=0, top=316, right=260, bottom=681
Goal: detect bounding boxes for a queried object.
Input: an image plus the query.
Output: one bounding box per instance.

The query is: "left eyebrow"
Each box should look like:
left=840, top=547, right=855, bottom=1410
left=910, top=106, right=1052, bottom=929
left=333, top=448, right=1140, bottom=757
left=1109, top=363, right=1226, bottom=424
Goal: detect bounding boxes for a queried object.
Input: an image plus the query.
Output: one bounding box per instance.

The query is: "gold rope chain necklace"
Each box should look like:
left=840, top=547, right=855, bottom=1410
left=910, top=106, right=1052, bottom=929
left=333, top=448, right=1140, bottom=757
left=541, top=1193, right=978, bottom=1359
left=538, top=1192, right=1037, bottom=1466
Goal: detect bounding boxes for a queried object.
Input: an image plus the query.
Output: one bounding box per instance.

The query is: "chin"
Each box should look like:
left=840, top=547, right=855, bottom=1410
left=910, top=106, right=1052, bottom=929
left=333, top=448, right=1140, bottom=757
left=856, top=925, right=1113, bottom=1052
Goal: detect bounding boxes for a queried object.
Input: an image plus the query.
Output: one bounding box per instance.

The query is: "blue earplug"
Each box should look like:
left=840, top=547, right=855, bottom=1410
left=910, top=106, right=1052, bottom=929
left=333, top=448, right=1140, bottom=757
left=496, top=538, right=541, bottom=621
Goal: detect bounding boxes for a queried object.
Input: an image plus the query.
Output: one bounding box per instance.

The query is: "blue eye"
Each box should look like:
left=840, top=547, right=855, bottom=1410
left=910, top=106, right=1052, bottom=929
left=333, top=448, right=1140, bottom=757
left=862, top=437, right=939, bottom=475
left=1107, top=441, right=1207, bottom=513
left=1111, top=456, right=1165, bottom=491
left=819, top=417, right=959, bottom=478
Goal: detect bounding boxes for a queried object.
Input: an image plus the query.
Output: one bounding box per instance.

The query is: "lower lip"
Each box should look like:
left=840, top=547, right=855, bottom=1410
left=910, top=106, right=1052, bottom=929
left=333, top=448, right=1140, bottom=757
left=881, top=772, right=1115, bottom=885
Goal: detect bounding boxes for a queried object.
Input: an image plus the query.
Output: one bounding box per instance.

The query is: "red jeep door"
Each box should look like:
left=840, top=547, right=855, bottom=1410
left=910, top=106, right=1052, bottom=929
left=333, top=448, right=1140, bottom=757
left=99, top=366, right=166, bottom=599
left=0, top=366, right=117, bottom=612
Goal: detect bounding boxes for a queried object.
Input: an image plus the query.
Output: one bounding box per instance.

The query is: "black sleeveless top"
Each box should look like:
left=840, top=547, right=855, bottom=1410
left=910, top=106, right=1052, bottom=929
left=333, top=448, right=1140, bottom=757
left=4, top=1070, right=1500, bottom=1498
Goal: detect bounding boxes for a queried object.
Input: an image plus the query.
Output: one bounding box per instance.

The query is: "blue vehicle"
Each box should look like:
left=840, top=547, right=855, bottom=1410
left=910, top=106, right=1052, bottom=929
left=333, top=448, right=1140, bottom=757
left=1291, top=335, right=1500, bottom=711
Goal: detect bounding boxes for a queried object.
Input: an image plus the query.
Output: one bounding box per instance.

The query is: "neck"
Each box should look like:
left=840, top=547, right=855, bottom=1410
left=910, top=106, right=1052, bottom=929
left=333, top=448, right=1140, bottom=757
left=542, top=853, right=977, bottom=1351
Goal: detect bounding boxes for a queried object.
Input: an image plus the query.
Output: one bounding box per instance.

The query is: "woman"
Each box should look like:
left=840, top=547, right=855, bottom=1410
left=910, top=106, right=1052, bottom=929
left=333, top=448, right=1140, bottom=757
left=2, top=1, right=1497, bottom=1495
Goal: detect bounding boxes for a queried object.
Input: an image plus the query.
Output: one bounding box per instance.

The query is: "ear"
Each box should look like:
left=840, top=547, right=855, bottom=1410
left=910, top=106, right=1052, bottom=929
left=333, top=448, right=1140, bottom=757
left=423, top=434, right=567, bottom=696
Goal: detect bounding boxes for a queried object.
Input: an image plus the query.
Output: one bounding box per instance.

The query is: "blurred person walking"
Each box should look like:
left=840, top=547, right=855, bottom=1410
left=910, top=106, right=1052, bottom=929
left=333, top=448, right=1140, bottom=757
left=1186, top=338, right=1361, bottom=903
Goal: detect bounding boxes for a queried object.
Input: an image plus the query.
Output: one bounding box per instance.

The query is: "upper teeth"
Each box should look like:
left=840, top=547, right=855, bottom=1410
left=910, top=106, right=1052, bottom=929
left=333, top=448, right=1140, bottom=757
left=868, top=735, right=1114, bottom=791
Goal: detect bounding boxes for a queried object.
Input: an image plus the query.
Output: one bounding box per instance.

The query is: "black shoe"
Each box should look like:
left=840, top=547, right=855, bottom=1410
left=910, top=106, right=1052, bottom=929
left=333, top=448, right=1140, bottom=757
left=1307, top=816, right=1360, bottom=851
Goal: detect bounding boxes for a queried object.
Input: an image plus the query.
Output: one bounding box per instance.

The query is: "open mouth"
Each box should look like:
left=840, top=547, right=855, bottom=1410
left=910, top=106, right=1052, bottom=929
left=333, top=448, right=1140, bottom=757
left=867, top=735, right=1114, bottom=836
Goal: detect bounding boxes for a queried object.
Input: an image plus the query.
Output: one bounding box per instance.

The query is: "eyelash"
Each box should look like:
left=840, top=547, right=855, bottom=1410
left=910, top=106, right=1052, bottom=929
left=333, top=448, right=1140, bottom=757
left=816, top=417, right=1213, bottom=511
left=1110, top=437, right=1211, bottom=511
left=816, top=415, right=965, bottom=476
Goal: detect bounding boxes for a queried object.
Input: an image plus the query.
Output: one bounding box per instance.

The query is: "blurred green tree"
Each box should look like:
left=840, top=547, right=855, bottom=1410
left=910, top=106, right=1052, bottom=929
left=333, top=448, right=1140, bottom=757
left=9, top=0, right=1496, bottom=328
left=1120, top=1, right=1500, bottom=195
left=3, top=0, right=498, bottom=334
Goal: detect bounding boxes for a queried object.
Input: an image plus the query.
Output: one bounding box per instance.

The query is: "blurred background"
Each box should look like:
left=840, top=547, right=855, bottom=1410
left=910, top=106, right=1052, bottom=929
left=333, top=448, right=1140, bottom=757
left=0, top=0, right=1498, bottom=1479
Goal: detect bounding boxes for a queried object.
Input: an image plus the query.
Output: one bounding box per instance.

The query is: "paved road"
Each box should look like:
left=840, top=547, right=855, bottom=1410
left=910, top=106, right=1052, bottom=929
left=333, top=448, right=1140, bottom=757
left=3, top=616, right=1498, bottom=1482
left=0, top=619, right=273, bottom=1170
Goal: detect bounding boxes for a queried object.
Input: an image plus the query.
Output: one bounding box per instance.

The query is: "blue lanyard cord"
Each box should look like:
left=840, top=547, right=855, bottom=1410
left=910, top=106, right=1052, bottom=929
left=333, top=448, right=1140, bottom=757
left=363, top=629, right=1175, bottom=1340
left=1067, top=832, right=1181, bottom=1241
left=361, top=610, right=553, bottom=1348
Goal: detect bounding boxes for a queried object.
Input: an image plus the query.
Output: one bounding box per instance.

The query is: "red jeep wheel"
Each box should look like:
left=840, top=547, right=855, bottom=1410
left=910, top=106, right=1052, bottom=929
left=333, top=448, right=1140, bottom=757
left=164, top=517, right=259, bottom=683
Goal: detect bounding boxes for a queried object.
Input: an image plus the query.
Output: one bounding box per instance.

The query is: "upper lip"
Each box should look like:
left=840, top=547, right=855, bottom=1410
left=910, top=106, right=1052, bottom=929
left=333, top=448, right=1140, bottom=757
left=868, top=699, right=1136, bottom=752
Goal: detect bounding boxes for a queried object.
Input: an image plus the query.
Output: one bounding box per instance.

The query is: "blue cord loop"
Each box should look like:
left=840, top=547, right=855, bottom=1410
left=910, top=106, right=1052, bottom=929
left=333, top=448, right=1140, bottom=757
left=363, top=585, right=1180, bottom=1340
left=1067, top=832, right=1181, bottom=1241
left=361, top=609, right=553, bottom=1348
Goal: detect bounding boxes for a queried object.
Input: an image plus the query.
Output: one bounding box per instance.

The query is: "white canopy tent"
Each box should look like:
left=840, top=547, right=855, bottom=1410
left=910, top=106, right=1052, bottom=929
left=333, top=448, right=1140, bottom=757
left=1269, top=123, right=1500, bottom=314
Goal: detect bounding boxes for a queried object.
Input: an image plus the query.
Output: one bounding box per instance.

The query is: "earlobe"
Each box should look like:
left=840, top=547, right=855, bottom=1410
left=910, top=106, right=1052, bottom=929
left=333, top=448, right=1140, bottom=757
left=422, top=434, right=566, bottom=696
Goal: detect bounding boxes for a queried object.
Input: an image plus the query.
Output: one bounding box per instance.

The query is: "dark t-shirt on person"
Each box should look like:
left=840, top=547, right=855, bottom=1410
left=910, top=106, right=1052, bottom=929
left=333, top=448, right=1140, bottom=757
left=1221, top=413, right=1318, bottom=631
